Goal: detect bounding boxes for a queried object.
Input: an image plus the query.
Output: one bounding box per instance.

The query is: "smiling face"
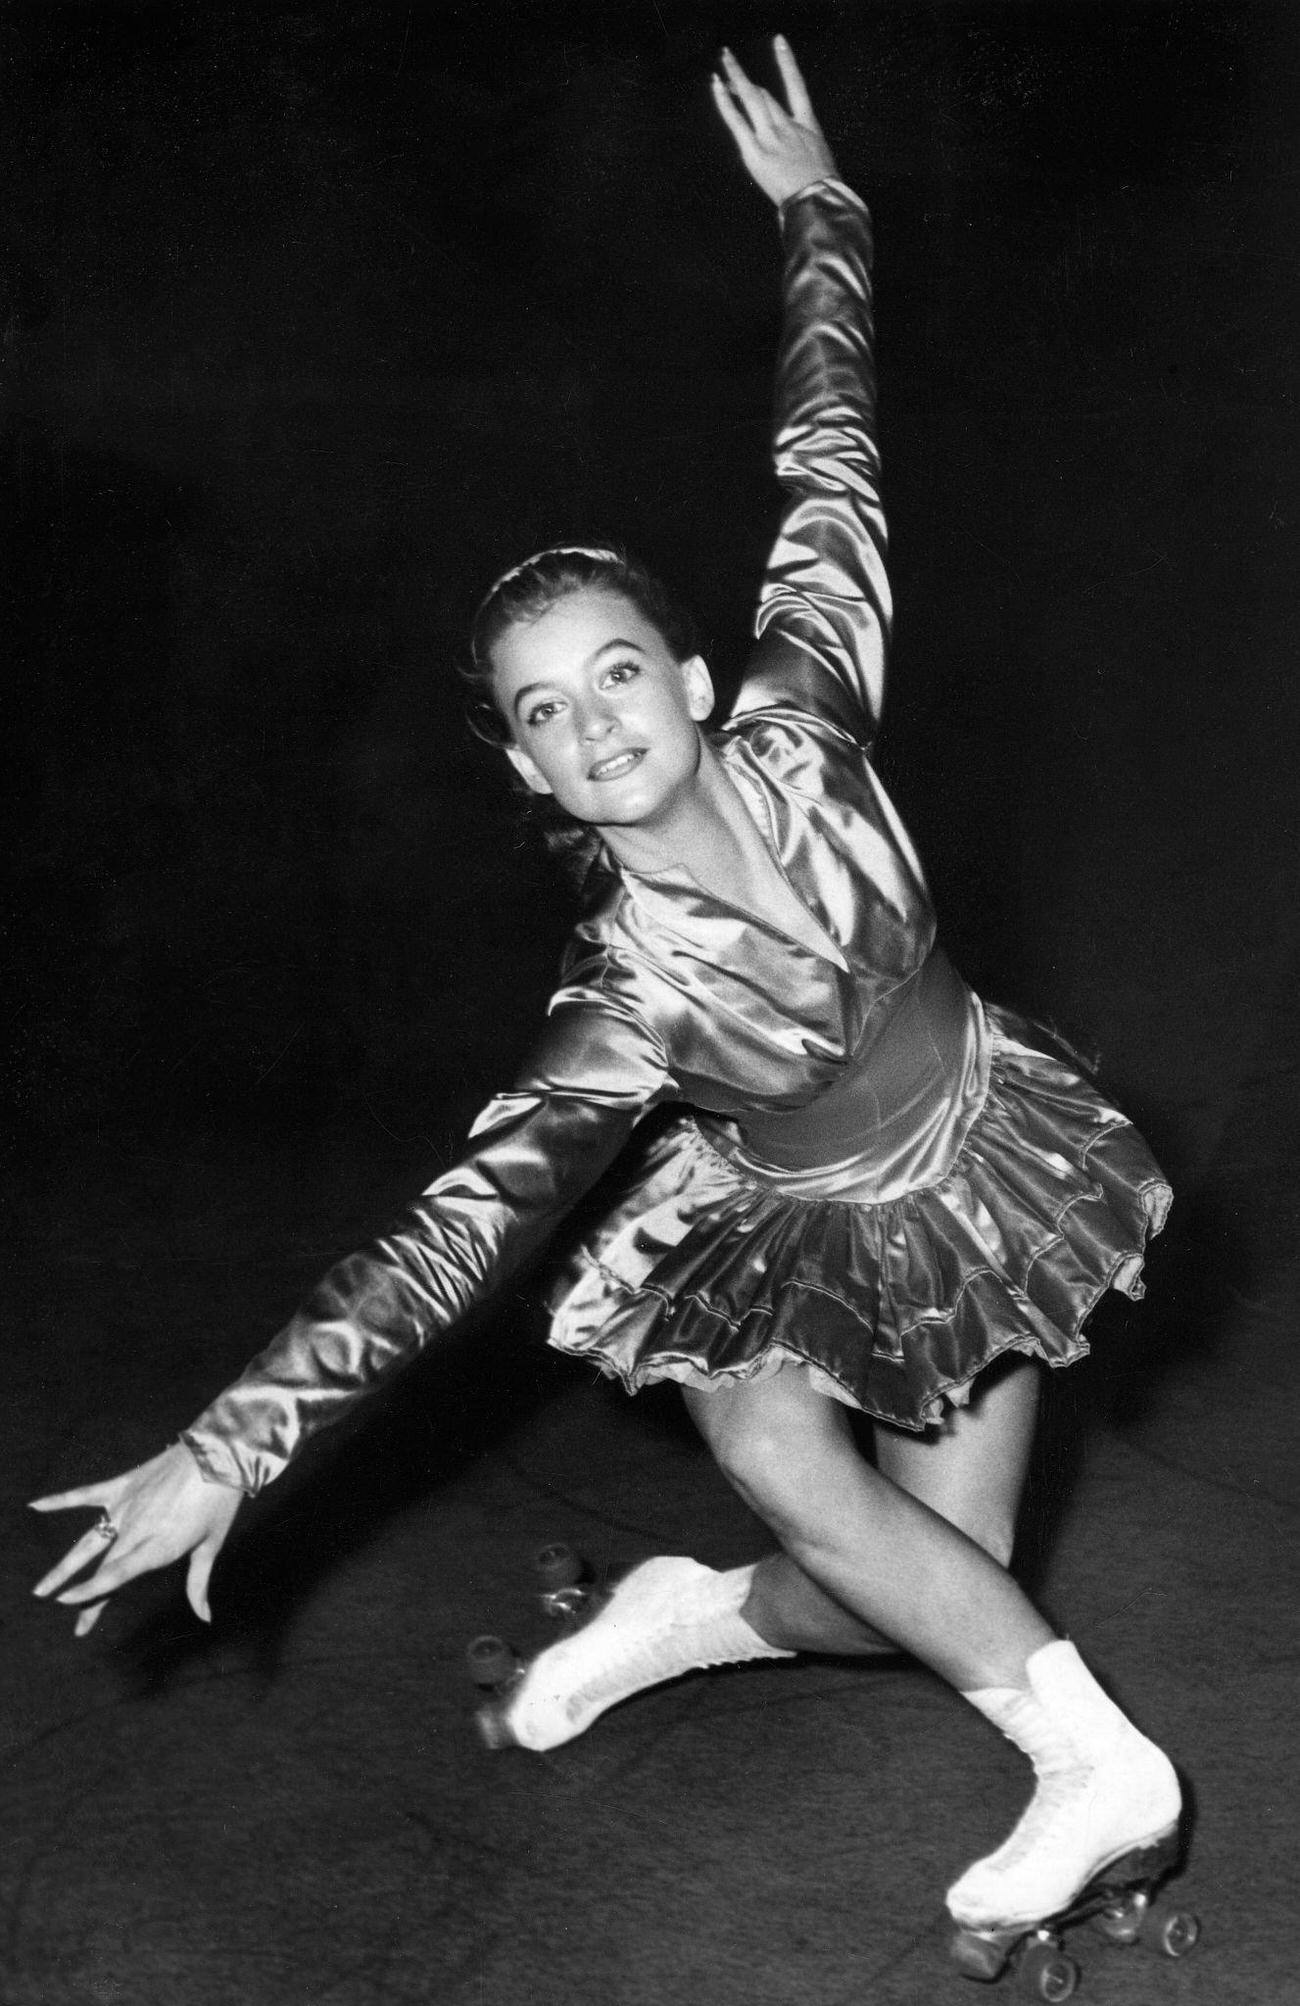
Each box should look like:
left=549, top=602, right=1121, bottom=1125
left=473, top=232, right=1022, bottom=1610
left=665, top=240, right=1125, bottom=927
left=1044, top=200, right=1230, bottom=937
left=489, top=588, right=715, bottom=831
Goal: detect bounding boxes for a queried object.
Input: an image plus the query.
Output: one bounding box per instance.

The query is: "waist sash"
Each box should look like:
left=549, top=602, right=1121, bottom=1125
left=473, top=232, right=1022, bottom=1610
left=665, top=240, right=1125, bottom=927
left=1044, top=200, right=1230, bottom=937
left=700, top=949, right=990, bottom=1205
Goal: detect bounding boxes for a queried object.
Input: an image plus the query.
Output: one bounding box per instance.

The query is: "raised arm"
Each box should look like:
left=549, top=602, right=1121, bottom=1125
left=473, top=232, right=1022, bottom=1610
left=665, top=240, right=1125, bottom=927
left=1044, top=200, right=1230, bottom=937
left=713, top=43, right=889, bottom=741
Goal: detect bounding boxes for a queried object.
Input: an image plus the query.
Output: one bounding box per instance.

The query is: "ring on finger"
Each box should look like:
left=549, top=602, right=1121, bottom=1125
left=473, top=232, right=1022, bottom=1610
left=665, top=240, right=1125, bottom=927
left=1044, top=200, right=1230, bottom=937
left=92, top=1508, right=119, bottom=1546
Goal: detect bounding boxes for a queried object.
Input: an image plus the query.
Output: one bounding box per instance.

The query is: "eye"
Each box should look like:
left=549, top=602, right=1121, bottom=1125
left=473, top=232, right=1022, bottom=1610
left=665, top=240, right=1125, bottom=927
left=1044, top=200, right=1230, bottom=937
left=600, top=660, right=640, bottom=689
left=524, top=697, right=563, bottom=729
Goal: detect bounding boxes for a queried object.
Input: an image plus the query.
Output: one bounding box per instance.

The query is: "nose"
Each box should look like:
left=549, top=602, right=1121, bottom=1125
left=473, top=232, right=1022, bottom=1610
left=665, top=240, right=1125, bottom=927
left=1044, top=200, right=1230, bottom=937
left=576, top=696, right=617, bottom=742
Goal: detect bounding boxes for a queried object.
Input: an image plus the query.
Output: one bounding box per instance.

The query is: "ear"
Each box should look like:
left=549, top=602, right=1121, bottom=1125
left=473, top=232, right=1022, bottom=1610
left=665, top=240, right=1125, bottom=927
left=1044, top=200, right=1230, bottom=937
left=503, top=742, right=553, bottom=794
left=681, top=655, right=715, bottom=723
left=503, top=743, right=554, bottom=795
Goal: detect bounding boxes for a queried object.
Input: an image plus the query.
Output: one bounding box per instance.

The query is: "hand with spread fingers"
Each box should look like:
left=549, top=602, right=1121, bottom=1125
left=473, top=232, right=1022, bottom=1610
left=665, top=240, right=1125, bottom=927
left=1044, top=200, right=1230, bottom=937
left=30, top=1440, right=244, bottom=1637
left=711, top=36, right=839, bottom=207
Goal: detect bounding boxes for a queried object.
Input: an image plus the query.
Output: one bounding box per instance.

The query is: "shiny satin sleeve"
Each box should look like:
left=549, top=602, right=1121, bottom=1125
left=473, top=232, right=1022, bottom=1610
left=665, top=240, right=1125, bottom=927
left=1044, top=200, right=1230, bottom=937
left=181, top=991, right=673, bottom=1494
left=730, top=178, right=889, bottom=743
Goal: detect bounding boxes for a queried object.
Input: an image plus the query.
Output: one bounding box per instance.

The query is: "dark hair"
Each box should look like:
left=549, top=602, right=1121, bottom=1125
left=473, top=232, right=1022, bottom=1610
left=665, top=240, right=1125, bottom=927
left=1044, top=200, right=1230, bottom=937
left=463, top=544, right=700, bottom=885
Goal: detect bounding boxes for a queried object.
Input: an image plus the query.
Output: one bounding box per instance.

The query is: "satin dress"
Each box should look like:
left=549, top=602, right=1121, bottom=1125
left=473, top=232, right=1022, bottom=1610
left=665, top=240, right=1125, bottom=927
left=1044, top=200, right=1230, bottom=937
left=183, top=180, right=1170, bottom=1497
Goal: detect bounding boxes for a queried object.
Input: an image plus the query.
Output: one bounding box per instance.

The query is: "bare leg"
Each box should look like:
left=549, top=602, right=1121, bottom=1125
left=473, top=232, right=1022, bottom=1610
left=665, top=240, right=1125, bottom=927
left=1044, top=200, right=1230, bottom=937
left=701, top=1360, right=1042, bottom=1658
left=874, top=1358, right=1040, bottom=1572
left=492, top=1358, right=1176, bottom=1925
left=683, top=1367, right=1054, bottom=1691
left=743, top=1548, right=895, bottom=1655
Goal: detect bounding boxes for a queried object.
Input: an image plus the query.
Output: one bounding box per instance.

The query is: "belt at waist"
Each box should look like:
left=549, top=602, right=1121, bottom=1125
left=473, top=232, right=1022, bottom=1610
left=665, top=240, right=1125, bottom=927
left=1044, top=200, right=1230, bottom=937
left=699, top=949, right=991, bottom=1205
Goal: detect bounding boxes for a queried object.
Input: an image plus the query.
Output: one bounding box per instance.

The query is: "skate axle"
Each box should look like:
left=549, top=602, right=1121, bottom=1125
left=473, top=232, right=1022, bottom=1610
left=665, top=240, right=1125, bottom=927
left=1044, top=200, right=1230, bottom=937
left=533, top=1541, right=595, bottom=1619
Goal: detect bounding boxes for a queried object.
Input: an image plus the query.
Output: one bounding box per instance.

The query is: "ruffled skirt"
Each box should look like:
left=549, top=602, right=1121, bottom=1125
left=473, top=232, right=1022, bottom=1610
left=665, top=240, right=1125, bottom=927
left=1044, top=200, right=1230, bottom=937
left=546, top=1004, right=1170, bottom=1431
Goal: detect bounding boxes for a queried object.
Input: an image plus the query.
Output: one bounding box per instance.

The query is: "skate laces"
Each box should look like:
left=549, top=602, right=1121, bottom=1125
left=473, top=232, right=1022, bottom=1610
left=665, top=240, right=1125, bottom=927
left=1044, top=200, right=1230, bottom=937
left=971, top=1764, right=1094, bottom=1876
left=507, top=1558, right=786, bottom=1740
left=954, top=1738, right=1177, bottom=1921
left=562, top=1609, right=725, bottom=1719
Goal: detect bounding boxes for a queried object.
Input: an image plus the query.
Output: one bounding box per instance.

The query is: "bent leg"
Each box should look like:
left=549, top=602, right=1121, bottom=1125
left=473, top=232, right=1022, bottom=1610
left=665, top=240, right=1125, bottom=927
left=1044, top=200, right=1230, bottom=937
left=689, top=1359, right=1042, bottom=1656
left=683, top=1367, right=1054, bottom=1691
left=686, top=1365, right=1182, bottom=1928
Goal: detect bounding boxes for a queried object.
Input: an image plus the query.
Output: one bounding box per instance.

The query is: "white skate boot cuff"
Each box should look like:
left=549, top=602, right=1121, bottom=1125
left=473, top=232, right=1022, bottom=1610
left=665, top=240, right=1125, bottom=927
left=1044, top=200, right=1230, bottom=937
left=695, top=1563, right=797, bottom=1664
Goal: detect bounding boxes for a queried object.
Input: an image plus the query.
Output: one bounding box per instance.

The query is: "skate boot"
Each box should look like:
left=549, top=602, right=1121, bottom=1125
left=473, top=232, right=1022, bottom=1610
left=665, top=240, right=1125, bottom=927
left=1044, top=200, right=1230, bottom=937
left=946, top=1640, right=1194, bottom=1992
left=473, top=1555, right=794, bottom=1752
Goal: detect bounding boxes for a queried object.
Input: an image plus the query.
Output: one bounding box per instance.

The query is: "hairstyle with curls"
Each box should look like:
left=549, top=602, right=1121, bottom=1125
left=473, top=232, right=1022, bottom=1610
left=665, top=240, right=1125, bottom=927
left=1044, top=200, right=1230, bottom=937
left=463, top=543, right=701, bottom=887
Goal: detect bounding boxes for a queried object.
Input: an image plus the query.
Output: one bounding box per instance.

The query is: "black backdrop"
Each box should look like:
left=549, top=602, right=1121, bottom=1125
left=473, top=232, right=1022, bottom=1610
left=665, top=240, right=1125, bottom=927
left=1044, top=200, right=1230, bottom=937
left=6, top=2, right=1297, bottom=1257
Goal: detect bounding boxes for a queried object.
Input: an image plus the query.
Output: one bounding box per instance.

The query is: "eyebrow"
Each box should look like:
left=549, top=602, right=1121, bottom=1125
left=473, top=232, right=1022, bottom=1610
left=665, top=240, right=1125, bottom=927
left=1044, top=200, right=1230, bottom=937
left=510, top=639, right=647, bottom=719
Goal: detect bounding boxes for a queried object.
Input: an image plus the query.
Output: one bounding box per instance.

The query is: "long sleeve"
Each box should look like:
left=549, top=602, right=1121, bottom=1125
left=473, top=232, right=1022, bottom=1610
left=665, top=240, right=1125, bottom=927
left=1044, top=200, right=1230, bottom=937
left=183, top=987, right=673, bottom=1494
left=729, top=178, right=889, bottom=743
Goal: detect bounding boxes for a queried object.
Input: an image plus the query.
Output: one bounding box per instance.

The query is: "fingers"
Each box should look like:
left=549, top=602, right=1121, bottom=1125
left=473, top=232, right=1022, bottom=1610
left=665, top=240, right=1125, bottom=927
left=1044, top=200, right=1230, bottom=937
left=31, top=1447, right=239, bottom=1638
left=32, top=1527, right=120, bottom=1600
left=772, top=35, right=817, bottom=127
left=186, top=1545, right=216, bottom=1624
left=709, top=70, right=750, bottom=148
left=28, top=1484, right=112, bottom=1514
left=49, top=1547, right=138, bottom=1607
left=717, top=47, right=778, bottom=140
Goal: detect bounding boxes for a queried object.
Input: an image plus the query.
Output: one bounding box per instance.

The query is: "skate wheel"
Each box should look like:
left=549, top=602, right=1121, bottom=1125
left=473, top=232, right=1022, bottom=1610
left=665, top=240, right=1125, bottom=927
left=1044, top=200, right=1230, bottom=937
left=950, top=1930, right=1008, bottom=1983
left=1016, top=1939, right=1079, bottom=2002
left=534, top=1542, right=592, bottom=1619
left=534, top=1541, right=584, bottom=1592
left=1138, top=1897, right=1200, bottom=1959
left=465, top=1633, right=518, bottom=1691
left=1089, top=1895, right=1143, bottom=1946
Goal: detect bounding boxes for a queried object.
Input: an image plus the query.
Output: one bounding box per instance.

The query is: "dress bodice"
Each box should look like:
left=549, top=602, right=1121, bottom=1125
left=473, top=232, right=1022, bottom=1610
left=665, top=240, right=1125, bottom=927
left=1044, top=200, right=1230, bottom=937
left=555, top=706, right=939, bottom=1126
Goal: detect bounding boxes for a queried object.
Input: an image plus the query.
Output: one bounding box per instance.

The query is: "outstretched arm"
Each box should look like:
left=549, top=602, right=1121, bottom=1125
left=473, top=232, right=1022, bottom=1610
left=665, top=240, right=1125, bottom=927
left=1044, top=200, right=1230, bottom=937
left=180, top=988, right=668, bottom=1496
left=715, top=41, right=889, bottom=742
left=32, top=986, right=672, bottom=1632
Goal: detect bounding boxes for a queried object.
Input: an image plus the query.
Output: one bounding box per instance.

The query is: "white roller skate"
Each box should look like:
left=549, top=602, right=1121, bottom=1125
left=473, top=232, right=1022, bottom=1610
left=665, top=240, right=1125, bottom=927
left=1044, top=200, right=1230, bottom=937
left=946, top=1640, right=1198, bottom=1997
left=468, top=1552, right=794, bottom=1752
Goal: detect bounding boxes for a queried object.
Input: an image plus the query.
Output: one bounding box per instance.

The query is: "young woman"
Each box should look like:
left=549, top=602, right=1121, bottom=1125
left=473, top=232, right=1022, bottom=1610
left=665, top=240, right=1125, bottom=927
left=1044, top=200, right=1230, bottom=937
left=32, top=40, right=1183, bottom=1951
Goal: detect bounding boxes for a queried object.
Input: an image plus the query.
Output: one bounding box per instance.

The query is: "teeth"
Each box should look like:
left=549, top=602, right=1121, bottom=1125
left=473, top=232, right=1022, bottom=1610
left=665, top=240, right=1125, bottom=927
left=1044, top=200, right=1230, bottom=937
left=592, top=752, right=640, bottom=778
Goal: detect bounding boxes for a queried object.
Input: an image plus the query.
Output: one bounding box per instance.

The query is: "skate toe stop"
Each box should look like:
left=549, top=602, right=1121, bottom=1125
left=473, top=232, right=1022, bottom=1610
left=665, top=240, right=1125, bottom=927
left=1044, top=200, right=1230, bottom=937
left=474, top=1704, right=517, bottom=1751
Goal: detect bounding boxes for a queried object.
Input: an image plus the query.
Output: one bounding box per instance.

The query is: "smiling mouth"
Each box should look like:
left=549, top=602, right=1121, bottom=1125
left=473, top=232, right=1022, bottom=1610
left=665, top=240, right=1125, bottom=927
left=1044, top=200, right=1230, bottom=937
left=588, top=749, right=646, bottom=781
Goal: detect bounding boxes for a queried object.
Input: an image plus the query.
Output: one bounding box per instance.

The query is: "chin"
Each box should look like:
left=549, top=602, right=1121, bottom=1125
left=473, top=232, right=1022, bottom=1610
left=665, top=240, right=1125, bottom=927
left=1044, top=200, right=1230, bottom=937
left=599, top=784, right=678, bottom=828
left=568, top=776, right=661, bottom=825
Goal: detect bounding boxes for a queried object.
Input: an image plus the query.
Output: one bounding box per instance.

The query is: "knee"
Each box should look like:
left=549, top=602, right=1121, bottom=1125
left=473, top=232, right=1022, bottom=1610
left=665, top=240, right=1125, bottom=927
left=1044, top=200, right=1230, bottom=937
left=703, top=1412, right=818, bottom=1534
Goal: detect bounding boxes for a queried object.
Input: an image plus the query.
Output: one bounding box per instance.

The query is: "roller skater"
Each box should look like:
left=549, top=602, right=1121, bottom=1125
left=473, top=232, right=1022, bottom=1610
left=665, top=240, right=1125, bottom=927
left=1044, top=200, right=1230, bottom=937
left=31, top=35, right=1195, bottom=1976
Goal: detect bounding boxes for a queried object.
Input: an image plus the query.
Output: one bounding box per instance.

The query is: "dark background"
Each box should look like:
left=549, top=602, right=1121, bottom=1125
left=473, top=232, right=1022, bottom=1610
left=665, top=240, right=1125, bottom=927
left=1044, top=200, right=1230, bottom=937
left=4, top=0, right=1297, bottom=1299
